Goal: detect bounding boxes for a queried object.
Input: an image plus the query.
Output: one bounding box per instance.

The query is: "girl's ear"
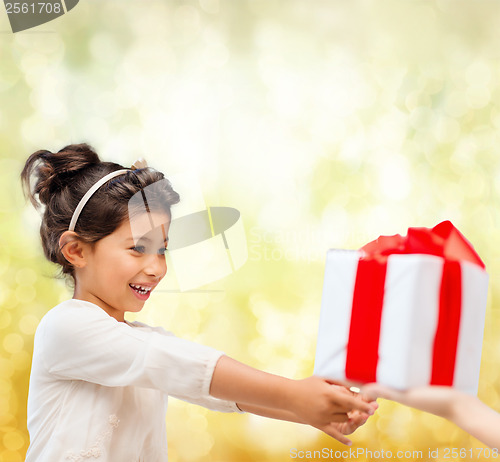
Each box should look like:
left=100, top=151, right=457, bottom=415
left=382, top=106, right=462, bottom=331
left=59, top=231, right=88, bottom=268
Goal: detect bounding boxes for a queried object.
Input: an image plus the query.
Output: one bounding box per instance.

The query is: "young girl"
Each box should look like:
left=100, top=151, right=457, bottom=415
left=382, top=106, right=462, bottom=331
left=21, top=143, right=377, bottom=461
left=362, top=383, right=500, bottom=449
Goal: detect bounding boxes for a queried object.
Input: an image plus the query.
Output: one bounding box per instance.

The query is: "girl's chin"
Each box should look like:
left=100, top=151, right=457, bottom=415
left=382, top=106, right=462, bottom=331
left=127, top=301, right=145, bottom=312
left=130, top=305, right=144, bottom=313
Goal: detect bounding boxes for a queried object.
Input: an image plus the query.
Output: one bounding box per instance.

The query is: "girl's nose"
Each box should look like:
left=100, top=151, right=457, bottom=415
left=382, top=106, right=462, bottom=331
left=144, top=254, right=167, bottom=279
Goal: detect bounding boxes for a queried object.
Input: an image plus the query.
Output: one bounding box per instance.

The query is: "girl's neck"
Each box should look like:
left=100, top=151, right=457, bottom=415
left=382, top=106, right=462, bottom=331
left=72, top=290, right=126, bottom=323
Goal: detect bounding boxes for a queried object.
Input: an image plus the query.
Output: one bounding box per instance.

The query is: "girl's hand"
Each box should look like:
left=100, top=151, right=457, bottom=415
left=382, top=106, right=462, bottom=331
left=288, top=377, right=377, bottom=445
left=328, top=410, right=370, bottom=438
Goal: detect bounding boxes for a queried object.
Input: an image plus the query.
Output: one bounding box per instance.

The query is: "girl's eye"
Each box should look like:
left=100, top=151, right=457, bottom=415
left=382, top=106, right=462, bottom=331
left=130, top=246, right=167, bottom=255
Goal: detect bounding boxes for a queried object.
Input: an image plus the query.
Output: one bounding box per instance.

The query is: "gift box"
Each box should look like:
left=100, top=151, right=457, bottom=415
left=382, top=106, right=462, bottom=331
left=314, top=221, right=489, bottom=395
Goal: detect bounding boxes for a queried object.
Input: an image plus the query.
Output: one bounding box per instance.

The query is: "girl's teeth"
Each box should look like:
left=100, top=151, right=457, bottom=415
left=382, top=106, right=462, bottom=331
left=130, top=284, right=151, bottom=294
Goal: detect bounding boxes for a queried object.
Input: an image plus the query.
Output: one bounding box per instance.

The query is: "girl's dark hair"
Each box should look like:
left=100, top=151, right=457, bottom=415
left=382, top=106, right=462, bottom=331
left=20, top=143, right=180, bottom=286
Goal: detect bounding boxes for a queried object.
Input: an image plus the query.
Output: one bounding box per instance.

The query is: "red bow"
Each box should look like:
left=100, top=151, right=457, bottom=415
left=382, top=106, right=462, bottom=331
left=360, top=220, right=484, bottom=268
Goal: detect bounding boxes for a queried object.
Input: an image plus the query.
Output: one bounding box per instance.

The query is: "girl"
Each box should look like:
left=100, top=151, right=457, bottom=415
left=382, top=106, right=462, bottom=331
left=362, top=383, right=500, bottom=449
left=21, top=143, right=377, bottom=461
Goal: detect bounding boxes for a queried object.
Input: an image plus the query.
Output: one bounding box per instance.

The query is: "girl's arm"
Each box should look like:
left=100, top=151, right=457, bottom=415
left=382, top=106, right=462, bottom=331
left=236, top=403, right=305, bottom=423
left=210, top=355, right=377, bottom=445
left=362, top=384, right=500, bottom=449
left=238, top=402, right=371, bottom=438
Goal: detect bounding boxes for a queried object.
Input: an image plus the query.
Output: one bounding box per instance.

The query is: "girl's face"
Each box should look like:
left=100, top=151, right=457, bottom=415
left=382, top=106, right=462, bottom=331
left=74, top=211, right=170, bottom=322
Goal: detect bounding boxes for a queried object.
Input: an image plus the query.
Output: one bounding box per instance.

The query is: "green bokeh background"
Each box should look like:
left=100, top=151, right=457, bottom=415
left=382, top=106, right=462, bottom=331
left=1, top=0, right=500, bottom=460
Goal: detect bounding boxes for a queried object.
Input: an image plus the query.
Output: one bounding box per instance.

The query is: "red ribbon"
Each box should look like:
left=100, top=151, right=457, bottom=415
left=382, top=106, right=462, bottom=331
left=345, top=221, right=484, bottom=385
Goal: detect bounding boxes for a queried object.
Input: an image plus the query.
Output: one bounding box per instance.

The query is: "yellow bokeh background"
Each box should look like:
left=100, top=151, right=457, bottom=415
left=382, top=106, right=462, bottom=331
left=2, top=0, right=500, bottom=460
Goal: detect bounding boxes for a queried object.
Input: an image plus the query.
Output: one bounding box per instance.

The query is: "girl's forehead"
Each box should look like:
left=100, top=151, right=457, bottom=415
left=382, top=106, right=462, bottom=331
left=128, top=210, right=170, bottom=233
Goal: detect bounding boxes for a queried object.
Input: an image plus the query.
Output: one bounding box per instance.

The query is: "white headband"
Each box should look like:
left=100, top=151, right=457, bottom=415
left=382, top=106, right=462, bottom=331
left=68, top=169, right=129, bottom=232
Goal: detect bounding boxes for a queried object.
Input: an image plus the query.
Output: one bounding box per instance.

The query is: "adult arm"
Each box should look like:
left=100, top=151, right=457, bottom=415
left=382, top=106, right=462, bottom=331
left=363, top=384, right=500, bottom=449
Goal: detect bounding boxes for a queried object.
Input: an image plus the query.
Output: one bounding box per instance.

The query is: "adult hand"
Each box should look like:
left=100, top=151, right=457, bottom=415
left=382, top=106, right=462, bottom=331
left=362, top=383, right=457, bottom=419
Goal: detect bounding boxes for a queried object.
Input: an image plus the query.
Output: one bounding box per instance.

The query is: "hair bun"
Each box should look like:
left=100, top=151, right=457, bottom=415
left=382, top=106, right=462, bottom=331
left=21, top=143, right=100, bottom=209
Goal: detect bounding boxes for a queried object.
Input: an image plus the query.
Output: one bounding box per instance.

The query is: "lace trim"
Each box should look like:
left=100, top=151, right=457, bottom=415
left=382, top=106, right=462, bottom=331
left=65, top=414, right=120, bottom=461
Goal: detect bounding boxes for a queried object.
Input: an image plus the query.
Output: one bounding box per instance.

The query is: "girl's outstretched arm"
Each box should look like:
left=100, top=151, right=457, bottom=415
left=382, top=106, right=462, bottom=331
left=362, top=384, right=500, bottom=449
left=238, top=402, right=372, bottom=439
left=210, top=355, right=377, bottom=445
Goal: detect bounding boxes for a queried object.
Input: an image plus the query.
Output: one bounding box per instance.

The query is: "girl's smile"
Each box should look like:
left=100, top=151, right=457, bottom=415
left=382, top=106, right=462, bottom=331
left=72, top=211, right=171, bottom=322
left=129, top=282, right=155, bottom=300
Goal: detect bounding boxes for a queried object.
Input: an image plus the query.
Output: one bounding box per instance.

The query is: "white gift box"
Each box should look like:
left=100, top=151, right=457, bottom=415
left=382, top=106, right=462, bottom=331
left=314, top=249, right=489, bottom=395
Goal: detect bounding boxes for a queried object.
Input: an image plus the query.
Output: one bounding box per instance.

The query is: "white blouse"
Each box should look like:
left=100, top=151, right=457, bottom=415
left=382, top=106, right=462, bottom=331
left=26, top=299, right=242, bottom=462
